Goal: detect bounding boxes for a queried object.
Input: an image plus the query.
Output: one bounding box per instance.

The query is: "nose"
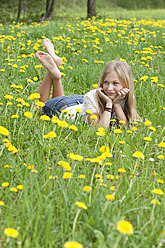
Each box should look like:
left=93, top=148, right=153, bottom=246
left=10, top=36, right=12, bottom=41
left=107, top=83, right=113, bottom=91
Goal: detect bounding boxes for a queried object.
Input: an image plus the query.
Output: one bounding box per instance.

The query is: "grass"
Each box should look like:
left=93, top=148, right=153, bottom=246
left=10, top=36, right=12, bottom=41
left=0, top=10, right=165, bottom=248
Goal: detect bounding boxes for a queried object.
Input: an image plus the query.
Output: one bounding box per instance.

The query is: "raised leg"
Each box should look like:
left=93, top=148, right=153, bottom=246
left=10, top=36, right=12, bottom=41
left=35, top=51, right=64, bottom=103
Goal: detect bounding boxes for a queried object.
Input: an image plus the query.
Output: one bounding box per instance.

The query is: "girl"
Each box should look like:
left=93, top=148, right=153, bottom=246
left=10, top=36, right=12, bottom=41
left=35, top=38, right=140, bottom=128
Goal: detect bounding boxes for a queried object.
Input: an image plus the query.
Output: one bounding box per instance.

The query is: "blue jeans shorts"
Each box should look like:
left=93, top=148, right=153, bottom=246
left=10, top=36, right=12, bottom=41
left=42, top=95, right=84, bottom=117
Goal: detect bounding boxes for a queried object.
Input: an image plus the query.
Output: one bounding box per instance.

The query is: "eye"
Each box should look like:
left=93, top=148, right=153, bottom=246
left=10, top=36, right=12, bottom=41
left=104, top=81, right=109, bottom=85
left=113, top=82, right=119, bottom=85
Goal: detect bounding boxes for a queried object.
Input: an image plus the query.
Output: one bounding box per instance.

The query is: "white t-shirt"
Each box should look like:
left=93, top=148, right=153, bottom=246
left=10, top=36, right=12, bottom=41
left=60, top=89, right=125, bottom=121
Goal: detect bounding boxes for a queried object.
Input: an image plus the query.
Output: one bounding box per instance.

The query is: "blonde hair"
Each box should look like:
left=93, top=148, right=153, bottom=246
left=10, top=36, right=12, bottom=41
left=97, top=60, right=141, bottom=122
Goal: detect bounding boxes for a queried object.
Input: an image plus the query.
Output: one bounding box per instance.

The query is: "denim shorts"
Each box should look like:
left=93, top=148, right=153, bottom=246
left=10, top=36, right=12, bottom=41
left=42, top=95, right=84, bottom=117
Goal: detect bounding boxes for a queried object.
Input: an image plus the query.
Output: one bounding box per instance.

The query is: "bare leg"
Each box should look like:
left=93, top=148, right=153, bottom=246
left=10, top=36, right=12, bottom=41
left=44, top=38, right=62, bottom=67
left=35, top=51, right=64, bottom=102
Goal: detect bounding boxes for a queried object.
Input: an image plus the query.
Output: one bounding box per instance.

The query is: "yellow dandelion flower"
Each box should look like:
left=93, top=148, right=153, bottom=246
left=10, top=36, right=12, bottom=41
left=132, top=151, right=144, bottom=159
left=75, top=202, right=87, bottom=210
left=63, top=241, right=83, bottom=248
left=157, top=155, right=164, bottom=159
left=151, top=199, right=160, bottom=205
left=86, top=110, right=93, bottom=114
left=157, top=179, right=164, bottom=184
left=83, top=185, right=91, bottom=192
left=10, top=187, right=18, bottom=192
left=107, top=175, right=114, bottom=180
left=96, top=131, right=105, bottom=136
left=2, top=182, right=9, bottom=187
left=106, top=194, right=114, bottom=200
left=24, top=111, right=33, bottom=118
left=40, top=115, right=50, bottom=121
left=91, top=114, right=98, bottom=120
left=110, top=186, right=115, bottom=190
left=118, top=168, right=126, bottom=173
left=131, top=127, right=137, bottom=131
left=119, top=120, right=125, bottom=124
left=0, top=126, right=9, bottom=136
left=62, top=172, right=72, bottom=179
left=11, top=114, right=19, bottom=119
left=119, top=141, right=125, bottom=144
left=67, top=153, right=83, bottom=161
left=144, top=120, right=152, bottom=126
left=92, top=84, right=97, bottom=88
left=0, top=201, right=4, bottom=205
left=4, top=228, right=19, bottom=238
left=95, top=174, right=102, bottom=179
left=143, top=137, right=152, bottom=141
left=69, top=125, right=78, bottom=131
left=115, top=129, right=122, bottom=133
left=33, top=77, right=38, bottom=81
left=152, top=188, right=164, bottom=195
left=149, top=126, right=156, bottom=131
left=62, top=109, right=69, bottom=113
left=47, top=131, right=57, bottom=138
left=17, top=185, right=23, bottom=190
left=27, top=79, right=33, bottom=83
left=78, top=175, right=85, bottom=179
left=116, top=220, right=133, bottom=235
left=127, top=130, right=132, bottom=134
left=158, top=142, right=165, bottom=148
left=35, top=101, right=45, bottom=107
left=4, top=94, right=13, bottom=100
left=35, top=65, right=42, bottom=69
left=102, top=152, right=112, bottom=158
left=75, top=108, right=82, bottom=113
left=105, top=162, right=112, bottom=165
left=28, top=93, right=40, bottom=100
left=58, top=120, right=69, bottom=128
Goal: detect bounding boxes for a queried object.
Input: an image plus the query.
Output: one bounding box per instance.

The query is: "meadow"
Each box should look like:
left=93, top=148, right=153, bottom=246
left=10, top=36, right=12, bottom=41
left=0, top=10, right=165, bottom=248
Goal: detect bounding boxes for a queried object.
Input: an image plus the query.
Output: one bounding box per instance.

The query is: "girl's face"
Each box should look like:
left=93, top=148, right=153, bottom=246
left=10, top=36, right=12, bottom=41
left=102, top=70, right=124, bottom=100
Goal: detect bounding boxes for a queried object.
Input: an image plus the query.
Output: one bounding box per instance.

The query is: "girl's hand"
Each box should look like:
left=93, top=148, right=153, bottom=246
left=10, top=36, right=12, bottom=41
left=113, top=88, right=129, bottom=105
left=96, top=87, right=112, bottom=105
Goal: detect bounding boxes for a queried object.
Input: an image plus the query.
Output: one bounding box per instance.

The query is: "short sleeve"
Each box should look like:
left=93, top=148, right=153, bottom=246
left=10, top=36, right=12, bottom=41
left=82, top=90, right=99, bottom=114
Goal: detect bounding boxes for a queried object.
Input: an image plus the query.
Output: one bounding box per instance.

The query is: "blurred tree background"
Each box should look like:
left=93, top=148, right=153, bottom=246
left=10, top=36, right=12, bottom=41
left=0, top=0, right=165, bottom=23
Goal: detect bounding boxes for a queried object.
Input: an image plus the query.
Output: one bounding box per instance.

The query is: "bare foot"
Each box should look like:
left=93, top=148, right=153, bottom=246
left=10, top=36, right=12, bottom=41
left=35, top=51, right=61, bottom=79
left=44, top=38, right=62, bottom=67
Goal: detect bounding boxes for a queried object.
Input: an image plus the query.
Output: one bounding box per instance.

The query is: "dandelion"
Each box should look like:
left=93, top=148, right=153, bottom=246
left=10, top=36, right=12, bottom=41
left=2, top=182, right=9, bottom=187
left=24, top=112, right=33, bottom=118
left=96, top=131, right=105, bottom=136
left=4, top=94, right=13, bottom=100
left=11, top=114, right=19, bottom=119
left=40, top=115, right=50, bottom=121
left=115, top=129, right=122, bottom=133
left=75, top=108, right=82, bottom=113
left=144, top=120, right=152, bottom=126
left=102, top=152, right=112, bottom=158
left=78, top=175, right=85, bottom=179
left=151, top=199, right=161, bottom=205
left=35, top=101, right=45, bottom=107
left=132, top=151, right=144, bottom=159
left=4, top=228, right=19, bottom=238
left=106, top=195, right=114, bottom=200
left=28, top=93, right=40, bottom=100
left=110, top=186, right=115, bottom=190
left=118, top=168, right=126, bottom=173
left=86, top=110, right=93, bottom=114
left=67, top=153, right=83, bottom=161
left=149, top=126, right=156, bottom=131
left=69, top=125, right=78, bottom=131
left=63, top=241, right=83, bottom=248
left=157, top=155, right=164, bottom=159
left=58, top=120, right=69, bottom=128
left=33, top=77, right=38, bottom=81
left=75, top=202, right=87, bottom=210
left=107, top=175, right=114, bottom=180
left=10, top=187, right=18, bottom=192
left=158, top=142, right=165, bottom=148
left=131, top=127, right=137, bottom=131
left=143, top=137, right=152, bottom=141
left=91, top=114, right=98, bottom=120
left=43, top=131, right=56, bottom=138
left=0, top=126, right=9, bottom=136
left=119, top=141, right=125, bottom=144
left=116, top=220, right=133, bottom=235
left=92, top=84, right=97, bottom=88
left=0, top=201, right=4, bottom=205
left=17, top=185, right=23, bottom=190
left=83, top=185, right=91, bottom=192
left=157, top=179, right=164, bottom=184
left=63, top=172, right=72, bottom=179
left=152, top=189, right=164, bottom=195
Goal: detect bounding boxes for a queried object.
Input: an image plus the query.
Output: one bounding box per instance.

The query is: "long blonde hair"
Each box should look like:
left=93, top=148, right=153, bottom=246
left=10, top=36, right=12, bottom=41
left=97, top=60, right=141, bottom=122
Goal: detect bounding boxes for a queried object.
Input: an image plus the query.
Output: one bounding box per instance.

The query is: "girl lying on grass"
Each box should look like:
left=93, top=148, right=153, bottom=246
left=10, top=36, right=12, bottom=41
left=35, top=38, right=141, bottom=128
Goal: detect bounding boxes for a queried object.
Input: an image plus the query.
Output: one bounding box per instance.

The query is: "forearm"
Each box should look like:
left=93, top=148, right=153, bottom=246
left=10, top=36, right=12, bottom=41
left=113, top=103, right=128, bottom=126
left=97, top=102, right=112, bottom=129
